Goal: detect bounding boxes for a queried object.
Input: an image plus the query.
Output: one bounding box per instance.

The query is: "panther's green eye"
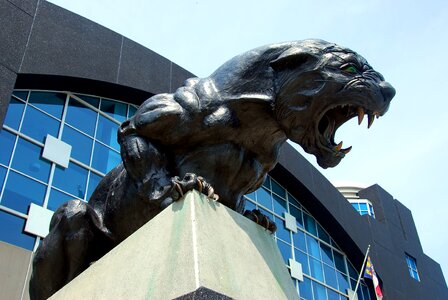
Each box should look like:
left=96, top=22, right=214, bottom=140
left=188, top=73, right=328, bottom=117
left=342, top=65, right=358, bottom=74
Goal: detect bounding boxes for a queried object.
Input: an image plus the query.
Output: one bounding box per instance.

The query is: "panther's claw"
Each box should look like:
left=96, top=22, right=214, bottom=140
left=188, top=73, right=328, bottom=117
left=244, top=209, right=277, bottom=233
left=172, top=173, right=219, bottom=201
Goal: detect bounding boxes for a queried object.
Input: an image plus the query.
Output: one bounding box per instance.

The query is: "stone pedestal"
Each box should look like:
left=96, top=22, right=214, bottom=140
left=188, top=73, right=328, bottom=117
left=50, top=191, right=298, bottom=300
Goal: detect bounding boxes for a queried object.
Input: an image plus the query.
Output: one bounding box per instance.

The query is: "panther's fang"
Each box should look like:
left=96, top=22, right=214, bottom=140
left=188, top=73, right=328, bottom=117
left=357, top=107, right=365, bottom=125
left=367, top=114, right=374, bottom=129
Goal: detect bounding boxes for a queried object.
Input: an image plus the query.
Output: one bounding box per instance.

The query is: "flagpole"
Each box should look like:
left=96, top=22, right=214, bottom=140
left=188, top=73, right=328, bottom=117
left=351, top=244, right=371, bottom=300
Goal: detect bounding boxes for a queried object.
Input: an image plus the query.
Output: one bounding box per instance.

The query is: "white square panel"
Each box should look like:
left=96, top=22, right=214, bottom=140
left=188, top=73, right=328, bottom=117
left=42, top=134, right=72, bottom=168
left=25, top=203, right=54, bottom=238
left=284, top=212, right=297, bottom=233
left=289, top=259, right=303, bottom=281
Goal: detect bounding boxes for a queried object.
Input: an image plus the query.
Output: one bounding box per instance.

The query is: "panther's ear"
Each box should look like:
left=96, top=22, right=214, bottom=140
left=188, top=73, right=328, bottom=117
left=270, top=48, right=318, bottom=71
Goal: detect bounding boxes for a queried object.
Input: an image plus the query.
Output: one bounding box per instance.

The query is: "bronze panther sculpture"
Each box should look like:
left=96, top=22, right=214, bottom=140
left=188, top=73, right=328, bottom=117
left=29, top=39, right=395, bottom=299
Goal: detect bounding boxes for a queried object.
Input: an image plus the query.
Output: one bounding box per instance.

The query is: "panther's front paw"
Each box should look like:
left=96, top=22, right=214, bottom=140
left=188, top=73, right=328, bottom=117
left=171, top=173, right=219, bottom=201
left=244, top=209, right=277, bottom=233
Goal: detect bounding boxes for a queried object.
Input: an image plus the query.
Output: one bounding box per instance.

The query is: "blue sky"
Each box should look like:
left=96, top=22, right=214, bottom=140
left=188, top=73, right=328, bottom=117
left=48, top=0, right=448, bottom=279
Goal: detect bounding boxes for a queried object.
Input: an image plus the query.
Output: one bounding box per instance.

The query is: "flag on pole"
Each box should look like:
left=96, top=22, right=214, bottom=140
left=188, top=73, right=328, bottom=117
left=364, top=256, right=383, bottom=300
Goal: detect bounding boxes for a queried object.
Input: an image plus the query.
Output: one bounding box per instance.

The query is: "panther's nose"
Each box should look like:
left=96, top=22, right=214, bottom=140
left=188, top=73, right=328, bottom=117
left=380, top=81, right=396, bottom=103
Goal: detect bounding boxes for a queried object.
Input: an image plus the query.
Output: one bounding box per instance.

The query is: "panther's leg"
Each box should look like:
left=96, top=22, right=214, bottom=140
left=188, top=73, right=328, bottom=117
left=30, top=200, right=113, bottom=300
left=244, top=209, right=277, bottom=233
left=118, top=130, right=174, bottom=204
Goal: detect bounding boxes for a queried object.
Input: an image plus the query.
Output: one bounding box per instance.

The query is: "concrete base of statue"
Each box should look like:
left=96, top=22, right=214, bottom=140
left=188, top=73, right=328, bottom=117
left=50, top=190, right=298, bottom=300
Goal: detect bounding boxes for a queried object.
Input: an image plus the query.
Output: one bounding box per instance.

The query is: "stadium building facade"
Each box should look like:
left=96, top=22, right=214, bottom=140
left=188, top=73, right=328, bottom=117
left=0, top=1, right=446, bottom=299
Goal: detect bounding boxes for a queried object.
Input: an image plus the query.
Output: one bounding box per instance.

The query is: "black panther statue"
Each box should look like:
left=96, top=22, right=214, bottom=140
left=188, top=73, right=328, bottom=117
left=29, top=39, right=395, bottom=299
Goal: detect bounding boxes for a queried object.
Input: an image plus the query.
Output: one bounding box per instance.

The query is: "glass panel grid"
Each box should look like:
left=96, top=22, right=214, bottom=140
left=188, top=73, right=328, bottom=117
left=244, top=175, right=370, bottom=299
left=0, top=89, right=138, bottom=251
left=405, top=253, right=420, bottom=281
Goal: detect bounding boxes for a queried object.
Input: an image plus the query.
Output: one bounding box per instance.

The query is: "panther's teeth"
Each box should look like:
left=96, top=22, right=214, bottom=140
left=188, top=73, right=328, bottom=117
left=357, top=107, right=365, bottom=125
left=367, top=114, right=374, bottom=129
left=342, top=146, right=352, bottom=154
left=334, top=141, right=343, bottom=151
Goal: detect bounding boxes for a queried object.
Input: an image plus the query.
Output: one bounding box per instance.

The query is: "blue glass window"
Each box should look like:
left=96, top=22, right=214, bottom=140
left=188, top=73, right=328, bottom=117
left=4, top=98, right=25, bottom=130
left=28, top=91, right=65, bottom=119
left=62, top=126, right=93, bottom=165
left=405, top=253, right=420, bottom=281
left=0, top=210, right=36, bottom=250
left=312, top=281, right=327, bottom=300
left=246, top=192, right=256, bottom=202
left=11, top=138, right=51, bottom=182
left=298, top=277, right=313, bottom=300
left=92, top=143, right=121, bottom=174
left=317, top=223, right=330, bottom=244
left=0, top=130, right=16, bottom=166
left=244, top=199, right=256, bottom=211
left=262, top=176, right=270, bottom=189
left=0, top=167, right=6, bottom=191
left=320, top=243, right=334, bottom=266
left=293, top=229, right=306, bottom=251
left=47, top=188, right=73, bottom=211
left=52, top=163, right=88, bottom=199
left=12, top=91, right=28, bottom=101
left=288, top=193, right=301, bottom=208
left=128, top=105, right=137, bottom=118
left=307, top=236, right=320, bottom=259
left=96, top=115, right=119, bottom=151
left=87, top=172, right=102, bottom=201
left=310, top=257, right=324, bottom=281
left=303, top=212, right=317, bottom=236
left=333, top=251, right=346, bottom=274
left=359, top=203, right=367, bottom=211
left=276, top=239, right=291, bottom=264
left=271, top=179, right=286, bottom=198
left=1, top=171, right=46, bottom=214
left=100, top=99, right=127, bottom=123
left=327, top=288, right=340, bottom=300
left=294, top=249, right=309, bottom=275
left=65, top=98, right=97, bottom=137
left=274, top=217, right=291, bottom=243
left=323, top=264, right=338, bottom=289
left=273, top=194, right=287, bottom=215
left=256, top=187, right=272, bottom=210
left=336, top=271, right=349, bottom=293
left=21, top=106, right=60, bottom=143
left=75, top=94, right=100, bottom=108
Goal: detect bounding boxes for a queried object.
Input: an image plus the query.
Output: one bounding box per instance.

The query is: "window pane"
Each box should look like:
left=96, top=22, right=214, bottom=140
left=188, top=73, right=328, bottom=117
left=310, top=257, right=324, bottom=281
left=275, top=217, right=291, bottom=243
left=28, top=91, right=65, bottom=119
left=288, top=192, right=301, bottom=208
left=62, top=126, right=93, bottom=165
left=256, top=187, right=272, bottom=210
left=11, top=138, right=51, bottom=182
left=273, top=193, right=287, bottom=216
left=334, top=251, right=346, bottom=273
left=92, top=143, right=121, bottom=174
left=324, top=264, right=338, bottom=289
left=52, top=163, right=88, bottom=199
left=47, top=189, right=73, bottom=211
left=320, top=243, right=334, bottom=266
left=294, top=249, right=309, bottom=275
left=4, top=98, right=25, bottom=130
left=293, top=229, right=306, bottom=251
left=12, top=91, right=28, bottom=101
left=96, top=115, right=119, bottom=151
left=245, top=192, right=256, bottom=202
left=0, top=130, right=16, bottom=166
left=1, top=171, right=46, bottom=214
left=276, top=239, right=291, bottom=264
left=21, top=106, right=60, bottom=143
left=298, top=277, right=313, bottom=300
left=312, top=281, right=326, bottom=300
left=271, top=179, right=286, bottom=198
left=262, top=176, right=270, bottom=189
left=359, top=203, right=367, bottom=211
left=303, top=213, right=317, bottom=236
left=128, top=105, right=137, bottom=118
left=244, top=199, right=256, bottom=212
left=0, top=210, right=36, bottom=250
left=100, top=99, right=127, bottom=123
left=336, top=271, right=349, bottom=293
left=306, top=235, right=320, bottom=259
left=0, top=167, right=6, bottom=191
left=289, top=205, right=303, bottom=228
left=75, top=94, right=100, bottom=108
left=327, top=288, right=340, bottom=300
left=317, top=223, right=330, bottom=244
left=65, top=98, right=97, bottom=136
left=87, top=172, right=102, bottom=201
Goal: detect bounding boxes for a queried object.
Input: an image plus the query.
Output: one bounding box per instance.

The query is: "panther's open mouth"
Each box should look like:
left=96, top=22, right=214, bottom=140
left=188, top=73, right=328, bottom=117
left=317, top=103, right=381, bottom=156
